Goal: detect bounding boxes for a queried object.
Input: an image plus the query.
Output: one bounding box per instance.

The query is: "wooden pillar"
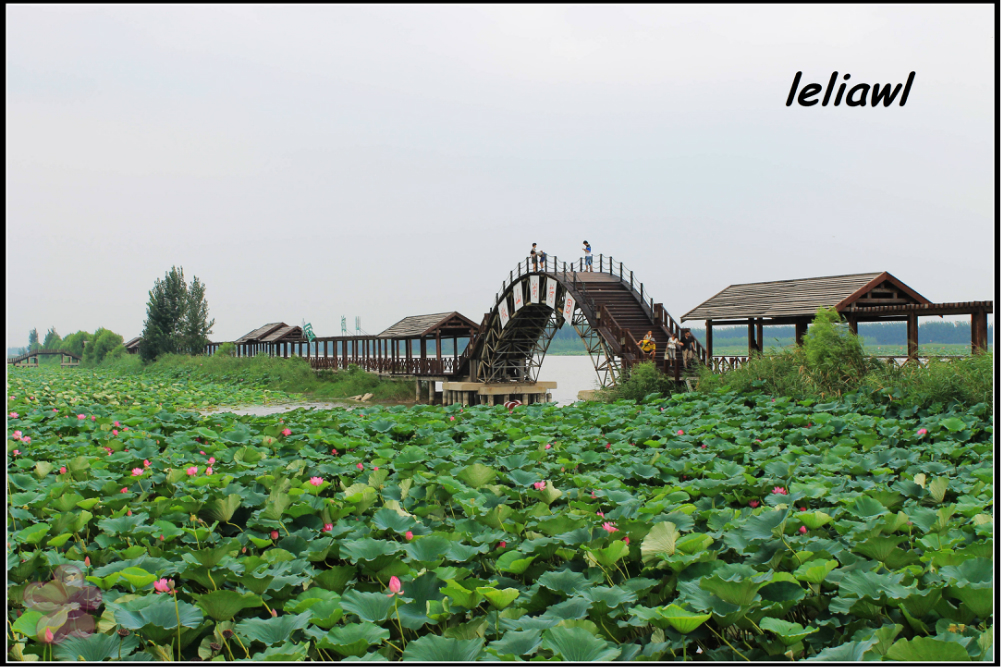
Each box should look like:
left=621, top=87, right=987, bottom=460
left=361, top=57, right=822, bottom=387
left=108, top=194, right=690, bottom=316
left=435, top=331, right=442, bottom=374
left=971, top=310, right=988, bottom=354
left=906, top=313, right=919, bottom=360
left=406, top=338, right=412, bottom=373
left=795, top=320, right=808, bottom=346
left=420, top=338, right=427, bottom=375
left=847, top=315, right=858, bottom=336
left=705, top=320, right=713, bottom=359
left=755, top=319, right=764, bottom=354
left=747, top=320, right=756, bottom=356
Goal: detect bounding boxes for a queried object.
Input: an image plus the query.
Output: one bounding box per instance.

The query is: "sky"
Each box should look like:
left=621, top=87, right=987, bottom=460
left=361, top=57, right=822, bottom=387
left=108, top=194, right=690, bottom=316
left=6, top=5, right=996, bottom=346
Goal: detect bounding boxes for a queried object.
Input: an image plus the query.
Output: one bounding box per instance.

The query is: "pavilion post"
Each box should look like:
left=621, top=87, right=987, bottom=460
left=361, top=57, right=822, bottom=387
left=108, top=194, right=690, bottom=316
left=971, top=309, right=988, bottom=354
left=436, top=331, right=442, bottom=374
left=795, top=320, right=808, bottom=346
left=906, top=313, right=919, bottom=360
left=420, top=337, right=427, bottom=374
left=747, top=320, right=755, bottom=356
left=847, top=314, right=858, bottom=335
left=755, top=319, right=764, bottom=354
left=705, top=320, right=713, bottom=359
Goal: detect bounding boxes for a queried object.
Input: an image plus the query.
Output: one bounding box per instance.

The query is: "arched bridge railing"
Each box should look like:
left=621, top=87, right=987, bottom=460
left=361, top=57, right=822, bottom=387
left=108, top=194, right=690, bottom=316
left=469, top=255, right=710, bottom=388
left=8, top=349, right=82, bottom=366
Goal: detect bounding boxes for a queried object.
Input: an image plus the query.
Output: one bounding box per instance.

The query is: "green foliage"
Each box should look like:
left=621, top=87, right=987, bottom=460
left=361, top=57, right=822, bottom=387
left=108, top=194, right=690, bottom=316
left=41, top=327, right=61, bottom=350
left=83, top=328, right=124, bottom=366
left=141, top=266, right=214, bottom=362
left=215, top=342, right=237, bottom=357
left=28, top=328, right=39, bottom=352
left=601, top=361, right=680, bottom=403
left=60, top=331, right=92, bottom=358
left=6, top=367, right=993, bottom=661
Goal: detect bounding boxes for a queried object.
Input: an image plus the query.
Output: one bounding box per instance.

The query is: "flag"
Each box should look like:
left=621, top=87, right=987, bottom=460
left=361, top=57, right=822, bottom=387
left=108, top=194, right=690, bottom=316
left=303, top=322, right=315, bottom=343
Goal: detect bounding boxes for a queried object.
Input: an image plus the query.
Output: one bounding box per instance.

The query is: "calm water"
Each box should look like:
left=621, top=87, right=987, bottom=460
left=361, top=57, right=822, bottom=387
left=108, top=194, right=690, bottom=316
left=537, top=354, right=603, bottom=405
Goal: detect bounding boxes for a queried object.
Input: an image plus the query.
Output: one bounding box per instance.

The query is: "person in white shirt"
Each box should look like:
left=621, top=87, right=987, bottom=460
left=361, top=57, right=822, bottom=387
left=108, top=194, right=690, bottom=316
left=582, top=241, right=593, bottom=272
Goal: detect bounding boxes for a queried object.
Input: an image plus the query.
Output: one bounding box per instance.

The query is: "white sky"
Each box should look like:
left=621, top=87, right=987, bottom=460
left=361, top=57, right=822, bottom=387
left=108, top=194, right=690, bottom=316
left=6, top=5, right=995, bottom=344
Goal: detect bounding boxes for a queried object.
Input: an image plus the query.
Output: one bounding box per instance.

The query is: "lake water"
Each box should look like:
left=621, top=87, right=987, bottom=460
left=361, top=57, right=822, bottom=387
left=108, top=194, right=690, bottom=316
left=537, top=354, right=604, bottom=405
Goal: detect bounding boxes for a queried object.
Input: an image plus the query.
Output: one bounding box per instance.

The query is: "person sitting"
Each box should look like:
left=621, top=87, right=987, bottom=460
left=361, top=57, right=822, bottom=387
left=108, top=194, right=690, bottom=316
left=638, top=331, right=656, bottom=358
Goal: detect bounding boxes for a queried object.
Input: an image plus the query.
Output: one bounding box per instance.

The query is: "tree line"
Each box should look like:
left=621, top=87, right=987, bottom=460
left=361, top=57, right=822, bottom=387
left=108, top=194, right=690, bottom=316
left=19, top=327, right=125, bottom=365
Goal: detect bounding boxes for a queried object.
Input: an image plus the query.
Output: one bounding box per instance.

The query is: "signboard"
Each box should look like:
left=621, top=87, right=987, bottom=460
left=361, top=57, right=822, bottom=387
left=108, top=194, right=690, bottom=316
left=499, top=298, right=510, bottom=328
left=529, top=275, right=540, bottom=303
left=545, top=279, right=558, bottom=309
left=512, top=280, right=524, bottom=312
left=303, top=322, right=316, bottom=343
left=562, top=294, right=576, bottom=322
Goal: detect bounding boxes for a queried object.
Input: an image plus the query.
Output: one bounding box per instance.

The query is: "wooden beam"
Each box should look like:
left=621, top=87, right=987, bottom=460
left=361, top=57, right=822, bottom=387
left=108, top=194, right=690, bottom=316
left=748, top=320, right=756, bottom=356
left=705, top=320, right=713, bottom=358
left=755, top=319, right=763, bottom=353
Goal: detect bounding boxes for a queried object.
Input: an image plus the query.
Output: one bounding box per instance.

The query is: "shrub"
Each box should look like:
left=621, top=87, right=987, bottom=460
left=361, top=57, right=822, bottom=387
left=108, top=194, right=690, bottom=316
left=602, top=361, right=680, bottom=402
left=215, top=342, right=237, bottom=357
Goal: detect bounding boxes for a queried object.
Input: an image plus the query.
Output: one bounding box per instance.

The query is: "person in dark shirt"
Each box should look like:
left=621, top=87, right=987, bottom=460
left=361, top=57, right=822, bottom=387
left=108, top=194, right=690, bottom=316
left=530, top=244, right=538, bottom=272
left=682, top=331, right=696, bottom=368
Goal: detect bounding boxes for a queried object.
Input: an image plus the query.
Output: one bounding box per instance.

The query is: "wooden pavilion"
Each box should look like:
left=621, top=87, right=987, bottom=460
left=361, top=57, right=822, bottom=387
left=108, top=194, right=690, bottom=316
left=681, top=272, right=992, bottom=358
left=376, top=312, right=480, bottom=375
left=124, top=337, right=142, bottom=354
left=233, top=322, right=306, bottom=358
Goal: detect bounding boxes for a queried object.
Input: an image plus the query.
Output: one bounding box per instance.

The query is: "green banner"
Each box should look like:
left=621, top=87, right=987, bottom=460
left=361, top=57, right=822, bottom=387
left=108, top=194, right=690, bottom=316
left=303, top=322, right=315, bottom=343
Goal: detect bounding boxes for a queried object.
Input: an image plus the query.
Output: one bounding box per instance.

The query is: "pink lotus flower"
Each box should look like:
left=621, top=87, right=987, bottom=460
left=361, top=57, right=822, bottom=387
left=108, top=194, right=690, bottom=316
left=773, top=487, right=787, bottom=495
left=561, top=467, right=565, bottom=472
left=271, top=530, right=279, bottom=540
left=9, top=412, right=17, bottom=419
left=917, top=428, right=927, bottom=436
left=43, top=628, right=54, bottom=644
left=186, top=466, right=198, bottom=476
left=309, top=476, right=323, bottom=486
left=677, top=430, right=684, bottom=435
left=21, top=437, right=29, bottom=444
left=602, top=522, right=618, bottom=533
left=533, top=481, right=546, bottom=490
left=144, top=460, right=151, bottom=468
left=271, top=609, right=277, bottom=617
left=127, top=509, right=132, bottom=516
left=121, top=487, right=128, bottom=493
left=545, top=444, right=551, bottom=450
left=749, top=500, right=759, bottom=508
left=78, top=414, right=86, bottom=420
left=160, top=535, right=165, bottom=541
left=132, top=468, right=143, bottom=476
left=591, top=491, right=596, bottom=498
left=12, top=430, right=22, bottom=440
left=53, top=409, right=58, bottom=413
left=59, top=466, right=67, bottom=474
left=153, top=578, right=174, bottom=593
left=123, top=427, right=128, bottom=431
left=84, top=556, right=90, bottom=567
left=12, top=449, right=20, bottom=456
left=807, top=423, right=812, bottom=428
left=114, top=421, right=120, bottom=427
left=449, top=416, right=455, bottom=421
left=498, top=541, right=506, bottom=549
left=800, top=507, right=807, bottom=512
left=755, top=439, right=762, bottom=443
left=701, top=444, right=707, bottom=449
left=331, top=449, right=338, bottom=455
left=205, top=467, right=213, bottom=475
left=281, top=428, right=291, bottom=437
left=91, top=416, right=96, bottom=421
left=208, top=457, right=215, bottom=465
left=799, top=526, right=808, bottom=534
left=323, top=523, right=334, bottom=532
left=357, top=463, right=364, bottom=470
left=597, top=511, right=605, bottom=518
left=104, top=447, right=113, bottom=454
left=374, top=466, right=379, bottom=471
left=605, top=443, right=611, bottom=450
left=405, top=531, right=413, bottom=541
left=199, top=451, right=205, bottom=455
left=387, top=576, right=404, bottom=597
left=112, top=429, right=119, bottom=436
left=624, top=536, right=630, bottom=545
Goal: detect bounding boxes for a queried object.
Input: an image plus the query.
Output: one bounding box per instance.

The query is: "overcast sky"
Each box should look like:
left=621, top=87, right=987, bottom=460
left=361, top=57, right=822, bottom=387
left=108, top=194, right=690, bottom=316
left=6, top=5, right=995, bottom=346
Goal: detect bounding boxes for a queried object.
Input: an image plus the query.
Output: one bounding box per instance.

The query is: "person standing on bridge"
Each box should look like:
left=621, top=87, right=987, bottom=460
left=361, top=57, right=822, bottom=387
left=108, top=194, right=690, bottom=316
left=530, top=243, right=539, bottom=272
left=681, top=331, right=696, bottom=369
left=638, top=330, right=656, bottom=359
left=666, top=334, right=679, bottom=366
left=582, top=241, right=593, bottom=272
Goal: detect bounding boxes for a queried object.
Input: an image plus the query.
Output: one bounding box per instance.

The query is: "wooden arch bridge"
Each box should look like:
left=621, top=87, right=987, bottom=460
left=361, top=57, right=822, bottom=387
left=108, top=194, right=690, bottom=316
left=7, top=349, right=82, bottom=367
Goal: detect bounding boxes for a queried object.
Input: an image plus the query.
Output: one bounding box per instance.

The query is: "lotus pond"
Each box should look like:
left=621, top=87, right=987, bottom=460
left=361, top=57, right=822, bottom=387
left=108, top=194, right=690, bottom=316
left=6, top=367, right=994, bottom=661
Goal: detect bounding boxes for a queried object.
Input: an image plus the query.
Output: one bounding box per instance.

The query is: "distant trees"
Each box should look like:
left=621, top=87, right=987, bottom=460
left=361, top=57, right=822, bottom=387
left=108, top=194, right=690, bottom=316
left=60, top=331, right=92, bottom=358
left=28, top=328, right=39, bottom=352
left=83, top=328, right=125, bottom=365
left=140, top=266, right=215, bottom=362
left=42, top=327, right=62, bottom=350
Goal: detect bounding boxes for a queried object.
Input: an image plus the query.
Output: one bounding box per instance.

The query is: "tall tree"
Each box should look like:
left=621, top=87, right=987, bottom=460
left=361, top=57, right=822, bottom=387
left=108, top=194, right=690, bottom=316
left=182, top=275, right=215, bottom=354
left=28, top=328, right=39, bottom=352
left=140, top=267, right=214, bottom=361
left=83, top=328, right=124, bottom=365
left=42, top=327, right=61, bottom=350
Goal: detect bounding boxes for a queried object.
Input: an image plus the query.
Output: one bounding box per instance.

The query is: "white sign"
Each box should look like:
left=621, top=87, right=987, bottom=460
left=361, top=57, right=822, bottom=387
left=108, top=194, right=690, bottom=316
left=562, top=294, right=576, bottom=322
left=545, top=279, right=558, bottom=309
left=512, top=280, right=524, bottom=312
left=529, top=275, right=540, bottom=304
left=499, top=299, right=510, bottom=328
